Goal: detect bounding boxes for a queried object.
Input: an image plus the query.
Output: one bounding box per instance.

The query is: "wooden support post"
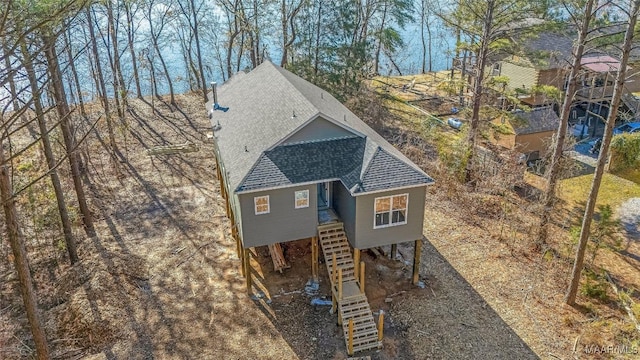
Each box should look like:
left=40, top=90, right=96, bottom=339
left=311, top=237, right=318, bottom=282
left=412, top=239, right=422, bottom=285
left=359, top=261, right=365, bottom=294
left=348, top=319, right=354, bottom=355
left=239, top=242, right=245, bottom=277
left=230, top=212, right=241, bottom=258
left=235, top=228, right=241, bottom=259
left=338, top=268, right=343, bottom=300
left=215, top=155, right=225, bottom=198
left=390, top=244, right=397, bottom=260
left=225, top=195, right=231, bottom=218
left=378, top=310, right=385, bottom=341
left=332, top=253, right=337, bottom=284
left=331, top=291, right=336, bottom=314
left=244, top=247, right=252, bottom=292
left=353, top=248, right=360, bottom=281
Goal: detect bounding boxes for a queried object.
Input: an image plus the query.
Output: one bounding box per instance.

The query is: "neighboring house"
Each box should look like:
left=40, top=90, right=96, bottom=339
left=576, top=55, right=640, bottom=111
left=490, top=106, right=560, bottom=161
left=490, top=30, right=574, bottom=106
left=207, top=61, right=434, bottom=287
left=453, top=29, right=573, bottom=107
left=572, top=55, right=640, bottom=137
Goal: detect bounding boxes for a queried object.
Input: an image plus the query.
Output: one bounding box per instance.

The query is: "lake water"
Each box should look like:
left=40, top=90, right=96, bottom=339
left=1, top=12, right=455, bottom=110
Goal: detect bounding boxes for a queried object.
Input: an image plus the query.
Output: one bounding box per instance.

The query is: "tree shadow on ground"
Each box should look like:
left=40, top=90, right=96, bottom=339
left=248, top=236, right=538, bottom=360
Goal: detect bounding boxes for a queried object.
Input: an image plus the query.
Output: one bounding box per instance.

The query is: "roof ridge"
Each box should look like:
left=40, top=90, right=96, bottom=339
left=265, top=61, right=321, bottom=120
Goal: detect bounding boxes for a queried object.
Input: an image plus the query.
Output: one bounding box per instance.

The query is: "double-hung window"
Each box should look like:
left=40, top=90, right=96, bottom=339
left=374, top=194, right=408, bottom=228
left=254, top=195, right=270, bottom=215
left=295, top=190, right=309, bottom=209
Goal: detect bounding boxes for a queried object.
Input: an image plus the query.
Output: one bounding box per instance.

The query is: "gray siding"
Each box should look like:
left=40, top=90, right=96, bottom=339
left=283, top=117, right=357, bottom=144
left=332, top=181, right=357, bottom=246
left=238, top=185, right=318, bottom=247
left=353, top=186, right=426, bottom=248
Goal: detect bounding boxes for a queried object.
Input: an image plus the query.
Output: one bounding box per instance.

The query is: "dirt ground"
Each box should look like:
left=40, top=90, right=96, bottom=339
left=1, top=90, right=639, bottom=359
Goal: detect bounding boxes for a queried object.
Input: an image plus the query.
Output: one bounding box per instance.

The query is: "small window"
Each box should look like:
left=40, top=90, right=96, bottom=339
left=295, top=190, right=309, bottom=209
left=374, top=194, right=408, bottom=229
left=254, top=195, right=270, bottom=215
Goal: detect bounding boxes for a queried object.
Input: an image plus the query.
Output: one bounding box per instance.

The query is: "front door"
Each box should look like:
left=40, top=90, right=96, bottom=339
left=317, top=182, right=331, bottom=209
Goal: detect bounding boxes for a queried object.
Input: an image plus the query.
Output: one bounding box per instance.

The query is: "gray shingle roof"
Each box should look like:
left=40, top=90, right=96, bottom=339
left=207, top=61, right=434, bottom=195
left=512, top=107, right=560, bottom=135
left=238, top=137, right=366, bottom=192
left=518, top=31, right=574, bottom=68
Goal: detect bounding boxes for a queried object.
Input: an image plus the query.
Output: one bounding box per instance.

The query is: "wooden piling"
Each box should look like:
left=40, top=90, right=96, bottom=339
left=359, top=261, right=365, bottom=294
left=348, top=319, right=354, bottom=355
left=239, top=242, right=245, bottom=277
left=311, top=237, right=318, bottom=281
left=391, top=244, right=397, bottom=260
left=234, top=228, right=241, bottom=259
left=338, top=268, right=343, bottom=300
left=225, top=194, right=231, bottom=218
left=332, top=253, right=337, bottom=283
left=331, top=291, right=336, bottom=314
left=353, top=248, right=360, bottom=281
left=244, top=247, right=252, bottom=292
left=378, top=310, right=385, bottom=341
left=412, top=239, right=422, bottom=285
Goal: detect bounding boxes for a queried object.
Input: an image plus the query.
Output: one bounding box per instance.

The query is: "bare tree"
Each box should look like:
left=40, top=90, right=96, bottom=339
left=0, top=141, right=51, bottom=360
left=537, top=0, right=598, bottom=247
left=280, top=0, right=304, bottom=68
left=124, top=0, right=143, bottom=99
left=43, top=30, right=95, bottom=236
left=565, top=0, right=640, bottom=306
left=175, top=0, right=209, bottom=101
left=85, top=6, right=119, bottom=162
left=144, top=0, right=176, bottom=106
left=20, top=39, right=79, bottom=264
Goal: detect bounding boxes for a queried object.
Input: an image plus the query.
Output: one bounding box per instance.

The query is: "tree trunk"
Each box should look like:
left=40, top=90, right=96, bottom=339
left=2, top=38, right=21, bottom=114
left=426, top=5, right=432, bottom=73
left=313, top=0, right=323, bottom=76
left=565, top=0, right=639, bottom=306
left=43, top=32, right=96, bottom=237
left=105, top=2, right=126, bottom=117
left=86, top=7, right=119, bottom=160
left=280, top=0, right=303, bottom=68
left=465, top=1, right=494, bottom=181
left=252, top=0, right=260, bottom=68
left=420, top=0, right=427, bottom=74
left=190, top=0, right=208, bottom=101
left=373, top=2, right=388, bottom=75
left=0, top=142, right=51, bottom=360
left=281, top=0, right=289, bottom=67
left=20, top=40, right=78, bottom=264
left=125, top=2, right=143, bottom=99
left=63, top=25, right=89, bottom=120
left=147, top=2, right=176, bottom=106
left=538, top=0, right=595, bottom=247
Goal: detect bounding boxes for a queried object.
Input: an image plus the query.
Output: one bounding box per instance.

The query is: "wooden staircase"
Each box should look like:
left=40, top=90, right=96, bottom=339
left=317, top=223, right=382, bottom=354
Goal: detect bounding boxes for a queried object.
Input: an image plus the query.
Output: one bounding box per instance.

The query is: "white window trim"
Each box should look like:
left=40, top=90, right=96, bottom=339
left=254, top=195, right=270, bottom=215
left=294, top=189, right=309, bottom=209
left=373, top=193, right=408, bottom=229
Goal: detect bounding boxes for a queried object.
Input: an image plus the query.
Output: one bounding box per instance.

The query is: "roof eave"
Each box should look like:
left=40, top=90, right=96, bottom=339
left=235, top=178, right=342, bottom=195
left=350, top=181, right=435, bottom=197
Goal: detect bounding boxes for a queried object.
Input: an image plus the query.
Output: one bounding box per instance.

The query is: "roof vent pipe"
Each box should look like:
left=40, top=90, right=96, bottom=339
left=210, top=82, right=229, bottom=112
left=211, top=82, right=218, bottom=105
